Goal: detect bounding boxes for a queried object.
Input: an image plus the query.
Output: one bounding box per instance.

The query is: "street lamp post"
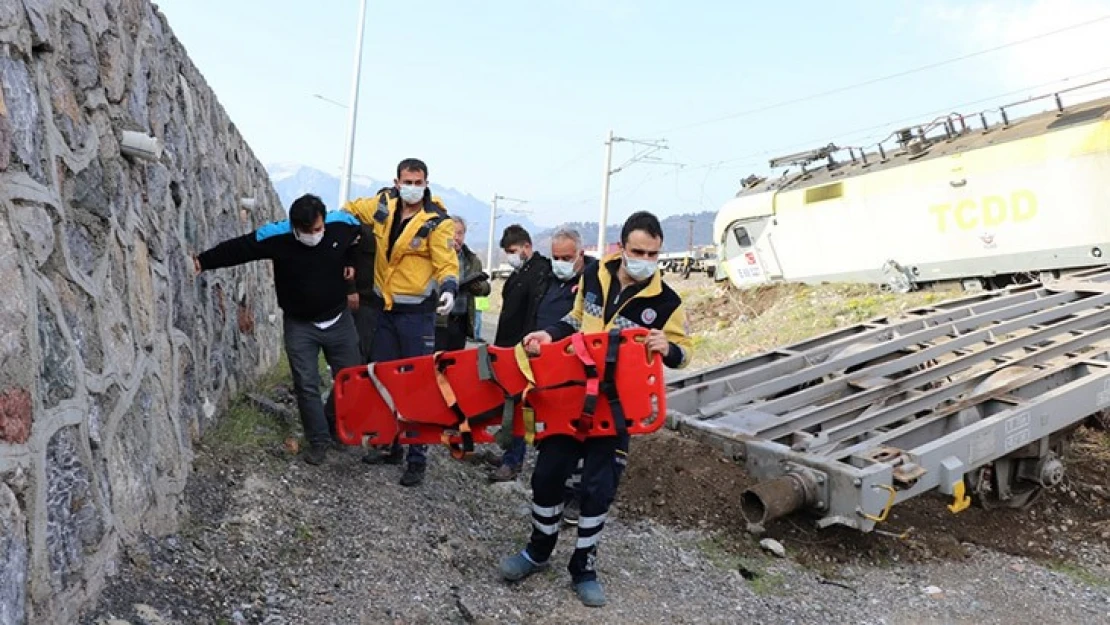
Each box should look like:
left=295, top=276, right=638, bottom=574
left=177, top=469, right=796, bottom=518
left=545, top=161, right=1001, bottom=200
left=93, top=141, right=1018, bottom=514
left=336, top=0, right=369, bottom=211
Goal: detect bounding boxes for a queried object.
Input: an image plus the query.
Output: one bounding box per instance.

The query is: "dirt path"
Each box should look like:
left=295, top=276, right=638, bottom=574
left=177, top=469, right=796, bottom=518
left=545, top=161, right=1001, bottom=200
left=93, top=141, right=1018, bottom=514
left=83, top=425, right=1110, bottom=625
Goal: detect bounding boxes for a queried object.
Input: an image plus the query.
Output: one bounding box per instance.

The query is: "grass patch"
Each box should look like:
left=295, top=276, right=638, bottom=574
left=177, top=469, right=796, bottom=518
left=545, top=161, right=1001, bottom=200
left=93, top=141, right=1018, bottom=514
left=1049, top=561, right=1110, bottom=588
left=682, top=282, right=961, bottom=368
left=204, top=397, right=292, bottom=453
left=695, top=534, right=787, bottom=596
left=204, top=353, right=296, bottom=454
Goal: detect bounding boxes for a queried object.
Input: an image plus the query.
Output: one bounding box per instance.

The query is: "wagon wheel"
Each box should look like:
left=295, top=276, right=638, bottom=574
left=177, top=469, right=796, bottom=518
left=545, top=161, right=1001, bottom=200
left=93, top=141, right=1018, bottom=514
left=966, top=462, right=1044, bottom=510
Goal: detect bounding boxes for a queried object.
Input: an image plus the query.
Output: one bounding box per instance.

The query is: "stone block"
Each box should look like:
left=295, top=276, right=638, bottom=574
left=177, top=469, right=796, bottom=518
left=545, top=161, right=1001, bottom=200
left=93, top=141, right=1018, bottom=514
left=106, top=375, right=179, bottom=536
left=0, top=52, right=46, bottom=183
left=96, top=31, right=126, bottom=103
left=49, top=69, right=88, bottom=152
left=0, top=206, right=29, bottom=370
left=21, top=0, right=53, bottom=51
left=88, top=385, right=119, bottom=449
left=97, top=251, right=136, bottom=377
left=45, top=426, right=105, bottom=592
left=10, top=202, right=55, bottom=268
left=0, top=482, right=28, bottom=625
left=0, top=89, right=11, bottom=171
left=130, top=238, right=155, bottom=339
left=53, top=275, right=103, bottom=375
left=237, top=297, right=254, bottom=335
left=63, top=210, right=109, bottom=279
left=69, top=157, right=115, bottom=221
left=36, top=295, right=76, bottom=408
left=0, top=388, right=32, bottom=444
left=60, top=10, right=99, bottom=90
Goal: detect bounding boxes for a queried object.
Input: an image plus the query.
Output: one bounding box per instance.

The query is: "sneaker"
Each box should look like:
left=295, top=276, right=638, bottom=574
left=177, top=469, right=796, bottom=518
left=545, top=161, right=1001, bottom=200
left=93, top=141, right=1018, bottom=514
left=562, top=497, right=581, bottom=526
left=361, top=446, right=403, bottom=466
left=499, top=551, right=548, bottom=582
left=399, top=463, right=426, bottom=487
left=304, top=444, right=327, bottom=466
left=489, top=463, right=520, bottom=483
left=574, top=579, right=607, bottom=607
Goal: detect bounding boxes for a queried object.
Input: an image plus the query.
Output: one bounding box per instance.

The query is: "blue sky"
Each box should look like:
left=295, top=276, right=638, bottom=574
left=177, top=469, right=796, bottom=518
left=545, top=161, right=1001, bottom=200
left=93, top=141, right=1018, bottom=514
left=158, top=0, right=1110, bottom=226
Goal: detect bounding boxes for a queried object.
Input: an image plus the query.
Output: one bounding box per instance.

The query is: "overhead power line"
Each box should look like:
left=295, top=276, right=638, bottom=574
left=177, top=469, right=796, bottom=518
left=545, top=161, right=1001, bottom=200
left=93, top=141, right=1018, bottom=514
left=645, top=14, right=1110, bottom=136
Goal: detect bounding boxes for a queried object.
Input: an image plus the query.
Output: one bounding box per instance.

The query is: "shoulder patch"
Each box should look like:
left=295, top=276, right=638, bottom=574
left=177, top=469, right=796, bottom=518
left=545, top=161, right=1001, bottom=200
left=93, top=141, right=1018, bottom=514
left=641, top=307, right=657, bottom=324
left=256, top=219, right=292, bottom=241
left=325, top=210, right=360, bottom=226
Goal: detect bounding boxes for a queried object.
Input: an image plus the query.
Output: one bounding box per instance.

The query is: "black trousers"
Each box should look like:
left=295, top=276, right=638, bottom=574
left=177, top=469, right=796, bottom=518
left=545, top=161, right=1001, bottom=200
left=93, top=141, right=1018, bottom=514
left=434, top=313, right=469, bottom=351
left=524, top=433, right=629, bottom=583
left=352, top=302, right=377, bottom=363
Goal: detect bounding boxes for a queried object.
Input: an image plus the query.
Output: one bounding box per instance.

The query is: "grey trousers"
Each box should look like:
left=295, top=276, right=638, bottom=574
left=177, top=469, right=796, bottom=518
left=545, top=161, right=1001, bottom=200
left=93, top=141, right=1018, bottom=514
left=283, top=310, right=362, bottom=447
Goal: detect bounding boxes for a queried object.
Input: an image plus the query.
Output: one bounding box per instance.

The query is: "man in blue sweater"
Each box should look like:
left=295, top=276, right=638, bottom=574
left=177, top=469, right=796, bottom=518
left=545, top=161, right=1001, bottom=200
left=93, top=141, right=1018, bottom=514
left=490, top=227, right=596, bottom=482
left=194, top=193, right=364, bottom=466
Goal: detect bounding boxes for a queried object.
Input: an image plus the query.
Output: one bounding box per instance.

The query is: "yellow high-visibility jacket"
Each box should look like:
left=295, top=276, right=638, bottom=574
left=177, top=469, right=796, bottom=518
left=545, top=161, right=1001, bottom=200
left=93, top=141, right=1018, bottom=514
left=552, top=252, right=693, bottom=369
left=343, top=189, right=459, bottom=311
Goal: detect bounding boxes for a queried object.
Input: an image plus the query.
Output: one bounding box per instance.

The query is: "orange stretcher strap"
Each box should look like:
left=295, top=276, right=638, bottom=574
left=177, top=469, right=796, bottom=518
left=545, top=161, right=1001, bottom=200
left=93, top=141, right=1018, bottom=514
left=513, top=344, right=538, bottom=445
left=432, top=351, right=474, bottom=459
left=569, top=332, right=601, bottom=440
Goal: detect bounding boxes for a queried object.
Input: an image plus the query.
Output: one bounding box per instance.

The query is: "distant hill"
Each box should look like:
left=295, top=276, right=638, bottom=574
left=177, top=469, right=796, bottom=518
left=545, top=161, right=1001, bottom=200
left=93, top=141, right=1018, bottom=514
left=265, top=163, right=718, bottom=260
left=265, top=163, right=541, bottom=255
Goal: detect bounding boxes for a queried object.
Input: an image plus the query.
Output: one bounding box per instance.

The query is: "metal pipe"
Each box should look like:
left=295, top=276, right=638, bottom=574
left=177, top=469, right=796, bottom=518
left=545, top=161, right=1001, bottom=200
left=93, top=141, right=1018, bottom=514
left=740, top=472, right=817, bottom=526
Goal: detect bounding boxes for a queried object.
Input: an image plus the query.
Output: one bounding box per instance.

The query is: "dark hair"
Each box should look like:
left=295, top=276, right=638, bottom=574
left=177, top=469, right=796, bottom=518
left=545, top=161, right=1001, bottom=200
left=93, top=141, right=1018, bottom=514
left=396, top=158, right=428, bottom=179
left=499, top=224, right=532, bottom=250
left=620, top=210, right=664, bottom=245
left=289, top=193, right=326, bottom=230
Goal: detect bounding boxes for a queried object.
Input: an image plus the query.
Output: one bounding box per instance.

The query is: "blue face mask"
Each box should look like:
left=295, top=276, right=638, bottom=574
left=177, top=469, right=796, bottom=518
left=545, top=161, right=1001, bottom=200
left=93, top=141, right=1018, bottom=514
left=623, top=254, right=657, bottom=282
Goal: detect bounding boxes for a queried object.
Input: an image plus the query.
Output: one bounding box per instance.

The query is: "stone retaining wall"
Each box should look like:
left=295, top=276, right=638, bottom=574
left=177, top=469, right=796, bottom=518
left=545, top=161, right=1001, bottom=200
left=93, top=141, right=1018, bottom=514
left=0, top=1, right=285, bottom=622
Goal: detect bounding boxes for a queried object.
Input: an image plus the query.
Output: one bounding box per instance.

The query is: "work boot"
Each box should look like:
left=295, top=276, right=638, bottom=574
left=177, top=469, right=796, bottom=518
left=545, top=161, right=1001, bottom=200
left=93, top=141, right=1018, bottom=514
left=499, top=551, right=548, bottom=582
left=304, top=443, right=327, bottom=466
left=574, top=579, right=607, bottom=607
left=362, top=445, right=403, bottom=466
left=562, top=497, right=581, bottom=526
left=399, top=463, right=426, bottom=487
left=489, top=463, right=520, bottom=482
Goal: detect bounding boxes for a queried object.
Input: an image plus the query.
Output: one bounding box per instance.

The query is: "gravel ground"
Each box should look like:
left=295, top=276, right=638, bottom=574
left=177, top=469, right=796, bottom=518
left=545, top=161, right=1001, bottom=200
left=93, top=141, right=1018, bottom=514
left=82, top=431, right=1110, bottom=625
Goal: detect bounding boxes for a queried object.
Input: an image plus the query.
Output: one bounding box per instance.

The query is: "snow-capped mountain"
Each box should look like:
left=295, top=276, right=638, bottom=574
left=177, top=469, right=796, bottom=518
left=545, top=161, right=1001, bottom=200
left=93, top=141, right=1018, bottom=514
left=265, top=162, right=540, bottom=254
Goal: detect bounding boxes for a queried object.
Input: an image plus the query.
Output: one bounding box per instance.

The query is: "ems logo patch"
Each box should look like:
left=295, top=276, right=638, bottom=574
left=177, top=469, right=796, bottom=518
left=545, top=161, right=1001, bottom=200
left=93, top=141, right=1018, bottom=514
left=585, top=291, right=598, bottom=305
left=641, top=308, right=657, bottom=324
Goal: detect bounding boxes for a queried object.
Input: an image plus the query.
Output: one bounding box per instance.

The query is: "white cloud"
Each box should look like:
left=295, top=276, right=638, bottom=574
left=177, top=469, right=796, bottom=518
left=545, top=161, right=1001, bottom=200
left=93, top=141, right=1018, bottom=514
left=924, top=0, right=1110, bottom=100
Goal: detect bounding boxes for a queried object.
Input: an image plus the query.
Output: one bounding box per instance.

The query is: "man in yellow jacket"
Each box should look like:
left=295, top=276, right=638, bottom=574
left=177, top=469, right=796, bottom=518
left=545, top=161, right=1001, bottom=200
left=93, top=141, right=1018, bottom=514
left=499, top=211, right=693, bottom=607
left=342, top=158, right=460, bottom=487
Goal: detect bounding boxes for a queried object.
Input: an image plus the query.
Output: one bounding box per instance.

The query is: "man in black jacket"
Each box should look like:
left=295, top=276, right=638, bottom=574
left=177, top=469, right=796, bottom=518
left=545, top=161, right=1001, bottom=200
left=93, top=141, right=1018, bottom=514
left=488, top=224, right=551, bottom=478
left=194, top=193, right=363, bottom=466
left=493, top=224, right=551, bottom=348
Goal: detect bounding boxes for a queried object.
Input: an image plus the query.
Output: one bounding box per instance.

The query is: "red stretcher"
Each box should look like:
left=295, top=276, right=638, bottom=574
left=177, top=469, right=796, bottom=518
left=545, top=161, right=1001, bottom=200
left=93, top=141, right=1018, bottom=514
left=333, top=328, right=667, bottom=458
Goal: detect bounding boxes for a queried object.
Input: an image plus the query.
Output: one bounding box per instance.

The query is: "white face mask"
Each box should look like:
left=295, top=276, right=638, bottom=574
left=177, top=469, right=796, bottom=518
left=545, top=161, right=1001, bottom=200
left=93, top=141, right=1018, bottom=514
left=623, top=254, right=657, bottom=281
left=551, top=259, right=576, bottom=281
left=295, top=229, right=324, bottom=247
left=506, top=253, right=524, bottom=270
left=399, top=184, right=425, bottom=205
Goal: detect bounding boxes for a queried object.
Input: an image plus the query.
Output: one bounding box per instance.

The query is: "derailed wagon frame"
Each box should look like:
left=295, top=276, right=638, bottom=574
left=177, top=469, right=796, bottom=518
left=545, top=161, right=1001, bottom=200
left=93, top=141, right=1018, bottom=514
left=665, top=267, right=1110, bottom=533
